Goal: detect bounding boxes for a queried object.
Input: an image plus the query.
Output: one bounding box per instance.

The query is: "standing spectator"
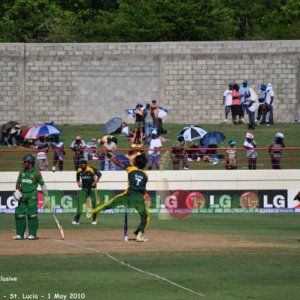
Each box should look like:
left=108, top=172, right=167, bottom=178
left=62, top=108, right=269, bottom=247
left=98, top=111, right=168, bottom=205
left=13, top=154, right=48, bottom=240
left=232, top=83, right=242, bottom=125
left=243, top=132, right=257, bottom=170
left=35, top=135, right=49, bottom=171
left=256, top=84, right=268, bottom=125
left=148, top=130, right=162, bottom=170
left=103, top=136, right=117, bottom=170
left=246, top=87, right=258, bottom=130
left=85, top=138, right=98, bottom=160
left=132, top=103, right=145, bottom=141
left=70, top=136, right=86, bottom=171
left=222, top=83, right=233, bottom=123
left=171, top=136, right=189, bottom=170
left=143, top=103, right=154, bottom=143
left=239, top=80, right=251, bottom=123
left=150, top=99, right=160, bottom=130
left=225, top=140, right=237, bottom=170
left=268, top=132, right=285, bottom=169
left=262, top=83, right=275, bottom=126
left=72, top=159, right=102, bottom=225
left=51, top=136, right=65, bottom=172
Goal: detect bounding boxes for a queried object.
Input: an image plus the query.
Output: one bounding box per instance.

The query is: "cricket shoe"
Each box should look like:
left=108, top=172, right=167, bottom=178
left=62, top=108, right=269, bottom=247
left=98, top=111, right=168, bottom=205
left=136, top=231, right=148, bottom=242
left=71, top=220, right=80, bottom=225
left=13, top=235, right=24, bottom=240
left=28, top=235, right=38, bottom=240
left=91, top=221, right=97, bottom=225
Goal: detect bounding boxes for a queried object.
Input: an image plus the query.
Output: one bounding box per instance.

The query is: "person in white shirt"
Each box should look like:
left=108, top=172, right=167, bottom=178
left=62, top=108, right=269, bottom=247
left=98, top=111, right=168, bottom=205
left=222, top=83, right=233, bottom=123
left=262, top=83, right=275, bottom=126
left=243, top=132, right=257, bottom=170
left=246, top=87, right=258, bottom=129
left=148, top=130, right=162, bottom=170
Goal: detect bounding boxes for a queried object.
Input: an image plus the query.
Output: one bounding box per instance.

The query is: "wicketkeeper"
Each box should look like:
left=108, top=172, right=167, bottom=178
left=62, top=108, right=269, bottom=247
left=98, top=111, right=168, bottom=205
left=13, top=154, right=48, bottom=240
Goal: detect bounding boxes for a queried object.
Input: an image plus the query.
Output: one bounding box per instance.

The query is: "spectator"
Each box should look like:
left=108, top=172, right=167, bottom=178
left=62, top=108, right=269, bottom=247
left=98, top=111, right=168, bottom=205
left=246, top=87, right=258, bottom=130
left=35, top=135, right=49, bottom=171
left=85, top=138, right=98, bottom=160
left=132, top=103, right=145, bottom=141
left=148, top=130, right=162, bottom=170
left=222, top=83, right=233, bottom=123
left=225, top=140, right=237, bottom=170
left=102, top=135, right=117, bottom=170
left=171, top=136, right=189, bottom=170
left=51, top=136, right=65, bottom=172
left=243, top=132, right=257, bottom=170
left=256, top=84, right=268, bottom=125
left=143, top=103, right=154, bottom=143
left=207, top=144, right=219, bottom=165
left=150, top=99, right=160, bottom=130
left=239, top=80, right=251, bottom=123
left=261, top=83, right=275, bottom=126
left=232, top=83, right=242, bottom=125
left=268, top=132, right=285, bottom=169
left=187, top=143, right=201, bottom=162
left=70, top=136, right=86, bottom=171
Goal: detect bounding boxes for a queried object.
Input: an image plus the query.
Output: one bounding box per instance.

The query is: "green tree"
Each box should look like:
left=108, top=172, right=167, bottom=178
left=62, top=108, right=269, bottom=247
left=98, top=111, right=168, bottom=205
left=0, top=0, right=79, bottom=42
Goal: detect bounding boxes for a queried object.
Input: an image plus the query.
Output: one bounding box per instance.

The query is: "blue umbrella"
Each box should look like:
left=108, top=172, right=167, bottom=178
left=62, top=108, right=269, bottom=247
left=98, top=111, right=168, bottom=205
left=202, top=131, right=226, bottom=146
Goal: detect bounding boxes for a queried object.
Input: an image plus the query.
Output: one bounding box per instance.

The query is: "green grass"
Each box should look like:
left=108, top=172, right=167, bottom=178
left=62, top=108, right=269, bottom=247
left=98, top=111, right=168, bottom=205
left=1, top=122, right=300, bottom=170
left=1, top=213, right=300, bottom=300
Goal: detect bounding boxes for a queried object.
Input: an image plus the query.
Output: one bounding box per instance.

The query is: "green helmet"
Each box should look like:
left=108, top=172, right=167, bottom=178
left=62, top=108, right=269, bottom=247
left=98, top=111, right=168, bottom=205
left=23, top=154, right=35, bottom=164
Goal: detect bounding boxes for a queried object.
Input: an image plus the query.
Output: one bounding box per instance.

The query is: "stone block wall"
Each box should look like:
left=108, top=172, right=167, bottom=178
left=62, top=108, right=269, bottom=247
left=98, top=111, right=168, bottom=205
left=0, top=41, right=299, bottom=125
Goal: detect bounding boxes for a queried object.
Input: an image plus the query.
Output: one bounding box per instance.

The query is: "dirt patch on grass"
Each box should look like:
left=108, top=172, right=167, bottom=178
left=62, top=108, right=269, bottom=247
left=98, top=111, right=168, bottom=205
left=0, top=229, right=292, bottom=256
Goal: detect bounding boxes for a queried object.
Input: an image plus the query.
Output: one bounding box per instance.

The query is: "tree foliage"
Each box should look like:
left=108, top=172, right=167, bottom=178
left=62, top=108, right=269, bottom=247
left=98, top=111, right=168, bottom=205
left=0, top=0, right=299, bottom=42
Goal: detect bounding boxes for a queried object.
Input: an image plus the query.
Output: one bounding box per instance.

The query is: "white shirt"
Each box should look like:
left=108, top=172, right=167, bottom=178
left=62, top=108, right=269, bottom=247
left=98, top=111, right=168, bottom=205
left=265, top=88, right=274, bottom=105
left=223, top=89, right=232, bottom=106
left=148, top=138, right=162, bottom=155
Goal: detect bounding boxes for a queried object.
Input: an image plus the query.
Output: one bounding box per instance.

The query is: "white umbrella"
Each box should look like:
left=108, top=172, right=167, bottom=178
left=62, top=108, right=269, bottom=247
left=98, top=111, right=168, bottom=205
left=178, top=125, right=207, bottom=141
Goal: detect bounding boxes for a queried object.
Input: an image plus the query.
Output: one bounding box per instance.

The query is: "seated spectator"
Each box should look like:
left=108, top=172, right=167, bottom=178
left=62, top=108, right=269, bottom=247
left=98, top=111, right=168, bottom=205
left=187, top=143, right=201, bottom=162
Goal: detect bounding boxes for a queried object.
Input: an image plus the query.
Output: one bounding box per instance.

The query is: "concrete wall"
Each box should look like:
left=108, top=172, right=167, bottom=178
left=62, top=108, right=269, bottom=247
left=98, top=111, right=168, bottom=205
left=0, top=41, right=300, bottom=125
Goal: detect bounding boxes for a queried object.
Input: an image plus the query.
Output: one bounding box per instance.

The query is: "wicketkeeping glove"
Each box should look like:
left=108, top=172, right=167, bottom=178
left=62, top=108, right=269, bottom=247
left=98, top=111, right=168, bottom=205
left=13, top=190, right=22, bottom=201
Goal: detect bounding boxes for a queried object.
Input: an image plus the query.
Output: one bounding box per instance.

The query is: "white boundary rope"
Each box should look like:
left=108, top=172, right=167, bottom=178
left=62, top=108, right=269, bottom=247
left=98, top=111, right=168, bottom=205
left=57, top=240, right=205, bottom=297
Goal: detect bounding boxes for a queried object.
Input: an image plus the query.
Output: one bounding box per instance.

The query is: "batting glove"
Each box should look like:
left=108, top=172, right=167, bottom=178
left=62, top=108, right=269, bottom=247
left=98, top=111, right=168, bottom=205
left=13, top=190, right=22, bottom=201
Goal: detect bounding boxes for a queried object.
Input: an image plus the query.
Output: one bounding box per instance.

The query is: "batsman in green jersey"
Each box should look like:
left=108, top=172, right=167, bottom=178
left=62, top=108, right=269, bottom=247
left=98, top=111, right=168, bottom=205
left=93, top=153, right=150, bottom=242
left=13, top=154, right=48, bottom=240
